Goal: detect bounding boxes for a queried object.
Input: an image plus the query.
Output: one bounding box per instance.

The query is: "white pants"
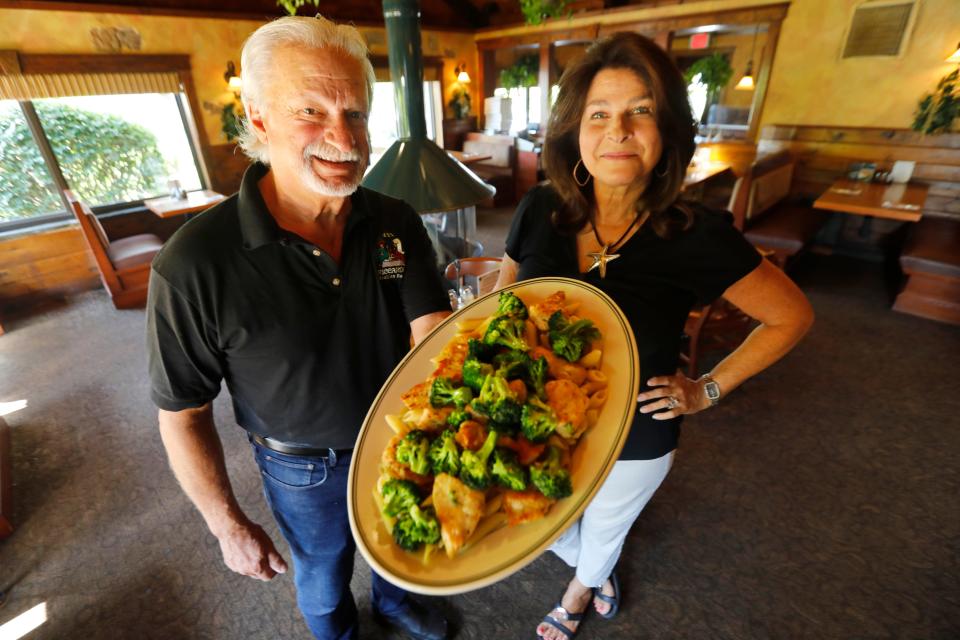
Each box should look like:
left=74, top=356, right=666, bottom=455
left=549, top=451, right=675, bottom=588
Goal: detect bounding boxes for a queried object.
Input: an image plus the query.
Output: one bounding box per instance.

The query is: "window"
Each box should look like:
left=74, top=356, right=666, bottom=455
left=0, top=54, right=208, bottom=231
left=493, top=86, right=542, bottom=135
left=0, top=100, right=62, bottom=223
left=368, top=80, right=444, bottom=165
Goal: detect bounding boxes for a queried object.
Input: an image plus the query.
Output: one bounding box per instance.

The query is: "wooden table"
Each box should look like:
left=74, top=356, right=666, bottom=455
left=447, top=150, right=492, bottom=166
left=813, top=178, right=928, bottom=222
left=144, top=189, right=226, bottom=218
left=683, top=161, right=732, bottom=192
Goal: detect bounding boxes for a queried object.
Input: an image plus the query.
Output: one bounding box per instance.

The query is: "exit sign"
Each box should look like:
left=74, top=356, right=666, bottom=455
left=690, top=33, right=711, bottom=49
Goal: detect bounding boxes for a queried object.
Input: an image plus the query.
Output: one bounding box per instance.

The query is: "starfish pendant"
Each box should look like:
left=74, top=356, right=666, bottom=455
left=586, top=244, right=620, bottom=278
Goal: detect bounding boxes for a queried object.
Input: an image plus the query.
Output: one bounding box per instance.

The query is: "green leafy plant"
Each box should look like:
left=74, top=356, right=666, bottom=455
left=276, top=0, right=320, bottom=15
left=912, top=68, right=959, bottom=135
left=499, top=55, right=539, bottom=90
left=683, top=53, right=734, bottom=123
left=519, top=0, right=570, bottom=26
left=0, top=103, right=166, bottom=221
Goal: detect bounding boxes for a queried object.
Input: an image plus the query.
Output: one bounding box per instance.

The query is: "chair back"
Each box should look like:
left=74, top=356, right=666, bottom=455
left=729, top=151, right=795, bottom=228
left=445, top=257, right=502, bottom=299
left=64, top=189, right=121, bottom=291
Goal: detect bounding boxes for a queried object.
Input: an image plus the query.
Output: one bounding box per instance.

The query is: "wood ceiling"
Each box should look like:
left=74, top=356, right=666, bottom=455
left=9, top=0, right=674, bottom=30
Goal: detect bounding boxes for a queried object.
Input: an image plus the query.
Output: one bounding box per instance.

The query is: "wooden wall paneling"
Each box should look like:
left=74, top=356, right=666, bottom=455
left=757, top=125, right=960, bottom=221
left=207, top=143, right=251, bottom=196
left=0, top=227, right=99, bottom=309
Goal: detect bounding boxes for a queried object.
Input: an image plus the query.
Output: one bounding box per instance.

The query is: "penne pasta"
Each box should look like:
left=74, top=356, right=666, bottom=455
left=385, top=414, right=407, bottom=433
left=588, top=388, right=608, bottom=409
left=586, top=369, right=608, bottom=385
left=456, top=318, right=483, bottom=333
left=579, top=349, right=602, bottom=369
left=461, top=512, right=509, bottom=553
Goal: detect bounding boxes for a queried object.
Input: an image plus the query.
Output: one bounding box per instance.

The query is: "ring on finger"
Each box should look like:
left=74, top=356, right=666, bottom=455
left=665, top=396, right=679, bottom=410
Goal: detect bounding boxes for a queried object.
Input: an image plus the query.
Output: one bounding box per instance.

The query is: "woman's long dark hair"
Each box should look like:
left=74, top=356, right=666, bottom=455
left=542, top=32, right=698, bottom=237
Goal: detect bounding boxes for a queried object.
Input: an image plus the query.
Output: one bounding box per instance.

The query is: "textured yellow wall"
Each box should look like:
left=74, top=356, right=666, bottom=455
left=0, top=8, right=477, bottom=144
left=762, top=0, right=960, bottom=130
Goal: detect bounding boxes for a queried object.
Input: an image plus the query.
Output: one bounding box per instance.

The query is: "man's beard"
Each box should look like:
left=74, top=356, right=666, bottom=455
left=300, top=142, right=367, bottom=197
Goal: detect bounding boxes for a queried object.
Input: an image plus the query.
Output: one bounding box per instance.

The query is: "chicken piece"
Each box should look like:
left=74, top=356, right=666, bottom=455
left=530, top=346, right=588, bottom=386
left=502, top=489, right=555, bottom=526
left=431, top=334, right=471, bottom=381
left=545, top=379, right=590, bottom=440
left=529, top=291, right=567, bottom=332
left=380, top=433, right=432, bottom=489
left=400, top=381, right=431, bottom=411
left=496, top=434, right=546, bottom=465
left=432, top=473, right=486, bottom=558
left=455, top=420, right=487, bottom=451
left=399, top=380, right=454, bottom=431
left=508, top=378, right=528, bottom=405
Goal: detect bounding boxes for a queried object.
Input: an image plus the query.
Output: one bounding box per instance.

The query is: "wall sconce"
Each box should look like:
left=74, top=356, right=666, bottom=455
left=224, top=60, right=242, bottom=96
left=947, top=42, right=960, bottom=63
left=454, top=63, right=471, bottom=84
left=735, top=26, right=758, bottom=91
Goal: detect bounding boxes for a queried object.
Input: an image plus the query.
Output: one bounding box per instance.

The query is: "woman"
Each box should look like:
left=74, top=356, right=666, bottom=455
left=494, top=33, right=814, bottom=640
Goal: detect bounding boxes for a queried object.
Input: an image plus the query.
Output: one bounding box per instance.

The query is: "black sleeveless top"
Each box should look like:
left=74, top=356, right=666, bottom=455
left=505, top=184, right=762, bottom=460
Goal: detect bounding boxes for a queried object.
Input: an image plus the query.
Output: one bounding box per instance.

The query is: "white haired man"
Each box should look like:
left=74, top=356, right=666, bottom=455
left=146, top=16, right=451, bottom=640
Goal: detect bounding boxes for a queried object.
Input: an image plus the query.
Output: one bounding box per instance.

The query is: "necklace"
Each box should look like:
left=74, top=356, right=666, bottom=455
left=586, top=211, right=647, bottom=278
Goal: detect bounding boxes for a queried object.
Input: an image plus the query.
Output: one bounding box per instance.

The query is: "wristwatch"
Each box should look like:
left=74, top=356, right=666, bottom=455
left=699, top=375, right=721, bottom=406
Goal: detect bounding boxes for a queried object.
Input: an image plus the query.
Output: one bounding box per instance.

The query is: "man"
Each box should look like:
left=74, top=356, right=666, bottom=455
left=146, top=16, right=450, bottom=640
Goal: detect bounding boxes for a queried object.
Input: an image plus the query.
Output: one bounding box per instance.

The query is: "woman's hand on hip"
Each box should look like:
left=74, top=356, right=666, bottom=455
left=637, top=371, right=710, bottom=419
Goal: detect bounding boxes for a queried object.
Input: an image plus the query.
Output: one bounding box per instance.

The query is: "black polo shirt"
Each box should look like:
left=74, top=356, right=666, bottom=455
left=506, top=184, right=761, bottom=461
left=146, top=162, right=450, bottom=449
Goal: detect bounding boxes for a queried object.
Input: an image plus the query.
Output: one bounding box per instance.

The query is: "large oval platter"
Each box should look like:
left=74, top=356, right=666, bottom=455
left=347, top=276, right=639, bottom=595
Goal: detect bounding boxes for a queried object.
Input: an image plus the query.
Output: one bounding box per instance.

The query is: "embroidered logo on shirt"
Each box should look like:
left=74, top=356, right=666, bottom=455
left=377, top=233, right=405, bottom=280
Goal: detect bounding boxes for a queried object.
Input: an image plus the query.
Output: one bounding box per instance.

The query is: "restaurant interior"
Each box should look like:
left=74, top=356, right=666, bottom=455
left=0, top=0, right=958, bottom=638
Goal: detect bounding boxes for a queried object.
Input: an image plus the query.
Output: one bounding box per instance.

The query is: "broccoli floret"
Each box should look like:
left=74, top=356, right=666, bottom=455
left=429, top=376, right=474, bottom=409
left=473, top=373, right=522, bottom=429
left=459, top=429, right=498, bottom=490
left=462, top=359, right=494, bottom=394
left=447, top=408, right=470, bottom=428
left=491, top=447, right=528, bottom=491
left=467, top=337, right=498, bottom=363
left=381, top=478, right=421, bottom=518
left=547, top=310, right=601, bottom=362
left=494, top=350, right=533, bottom=380
left=495, top=291, right=529, bottom=319
left=392, top=504, right=441, bottom=551
left=525, top=355, right=549, bottom=399
left=428, top=429, right=461, bottom=476
left=520, top=397, right=560, bottom=443
left=395, top=429, right=431, bottom=476
left=530, top=445, right=573, bottom=499
left=482, top=315, right=530, bottom=352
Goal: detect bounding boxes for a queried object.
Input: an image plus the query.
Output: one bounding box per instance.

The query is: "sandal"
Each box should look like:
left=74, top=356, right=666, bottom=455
left=593, top=572, right=620, bottom=620
left=536, top=602, right=585, bottom=640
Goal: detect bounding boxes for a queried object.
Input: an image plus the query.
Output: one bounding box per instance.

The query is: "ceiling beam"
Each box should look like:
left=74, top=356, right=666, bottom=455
left=438, top=0, right=489, bottom=28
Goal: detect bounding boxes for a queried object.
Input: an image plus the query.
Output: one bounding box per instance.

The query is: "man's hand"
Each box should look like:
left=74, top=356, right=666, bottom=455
left=216, top=518, right=288, bottom=581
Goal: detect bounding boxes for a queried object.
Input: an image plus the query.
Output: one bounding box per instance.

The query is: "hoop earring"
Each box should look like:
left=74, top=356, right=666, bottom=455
left=655, top=158, right=669, bottom=179
left=573, top=158, right=591, bottom=187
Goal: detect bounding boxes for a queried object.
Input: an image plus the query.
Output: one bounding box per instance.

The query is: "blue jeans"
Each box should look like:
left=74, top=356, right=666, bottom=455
left=250, top=441, right=408, bottom=640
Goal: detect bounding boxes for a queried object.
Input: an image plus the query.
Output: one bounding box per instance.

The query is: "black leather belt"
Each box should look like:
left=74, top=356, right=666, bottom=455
left=250, top=433, right=350, bottom=459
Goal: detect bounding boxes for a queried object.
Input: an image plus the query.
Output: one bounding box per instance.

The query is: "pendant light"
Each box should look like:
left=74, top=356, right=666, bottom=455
left=735, top=26, right=758, bottom=91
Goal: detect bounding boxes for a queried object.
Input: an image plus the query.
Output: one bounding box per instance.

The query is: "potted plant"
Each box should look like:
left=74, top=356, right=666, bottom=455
left=912, top=67, right=959, bottom=135
left=683, top=53, right=734, bottom=124
left=518, top=0, right=570, bottom=26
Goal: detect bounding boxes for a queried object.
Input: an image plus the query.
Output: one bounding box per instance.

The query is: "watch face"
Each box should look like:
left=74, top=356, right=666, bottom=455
left=705, top=381, right=720, bottom=401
